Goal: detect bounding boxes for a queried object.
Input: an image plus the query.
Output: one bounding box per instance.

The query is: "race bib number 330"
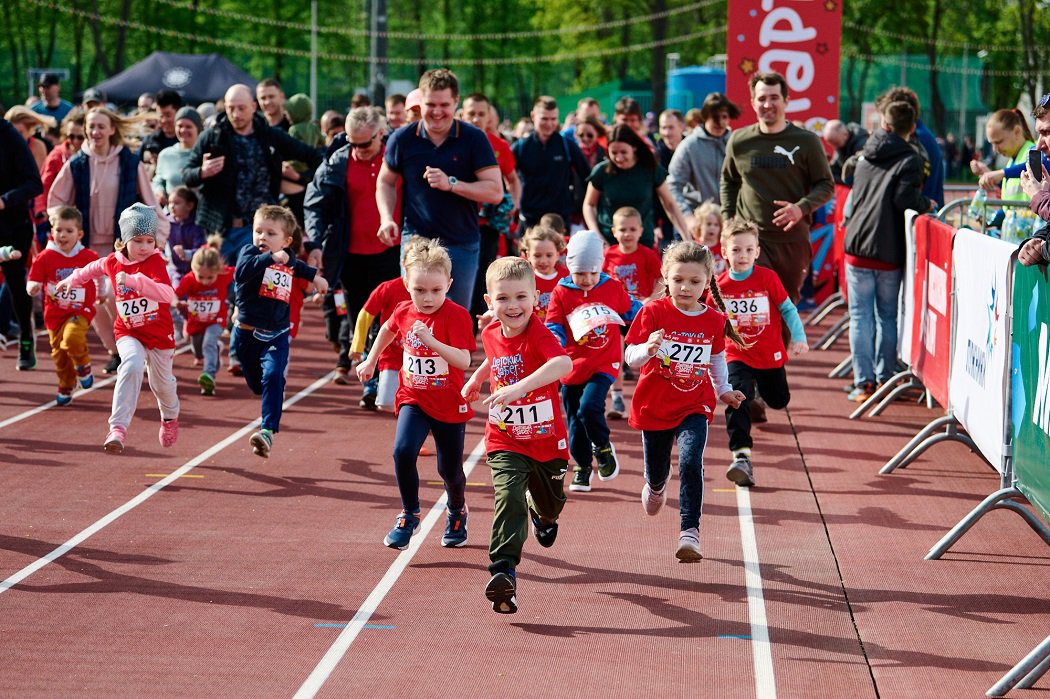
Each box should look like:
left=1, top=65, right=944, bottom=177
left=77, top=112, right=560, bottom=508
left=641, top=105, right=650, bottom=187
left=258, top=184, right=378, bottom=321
left=260, top=264, right=293, bottom=303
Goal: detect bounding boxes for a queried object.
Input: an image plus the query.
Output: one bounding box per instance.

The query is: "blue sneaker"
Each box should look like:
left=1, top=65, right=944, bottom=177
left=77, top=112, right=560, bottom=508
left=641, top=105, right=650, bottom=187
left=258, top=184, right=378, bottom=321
left=485, top=569, right=517, bottom=614
left=441, top=506, right=468, bottom=547
left=528, top=506, right=558, bottom=548
left=55, top=391, right=73, bottom=406
left=384, top=510, right=420, bottom=550
left=76, top=364, right=93, bottom=389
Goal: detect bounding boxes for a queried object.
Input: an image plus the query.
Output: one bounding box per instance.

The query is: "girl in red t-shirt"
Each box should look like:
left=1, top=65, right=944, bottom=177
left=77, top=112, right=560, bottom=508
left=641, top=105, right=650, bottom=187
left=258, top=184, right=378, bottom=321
left=174, top=246, right=234, bottom=396
left=689, top=201, right=727, bottom=276
left=356, top=238, right=476, bottom=551
left=521, top=225, right=568, bottom=325
left=624, top=241, right=746, bottom=562
left=58, top=204, right=180, bottom=454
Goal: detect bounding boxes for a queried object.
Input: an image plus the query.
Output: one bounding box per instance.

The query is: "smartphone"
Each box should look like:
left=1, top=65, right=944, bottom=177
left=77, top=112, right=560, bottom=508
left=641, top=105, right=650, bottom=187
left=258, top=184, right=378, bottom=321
left=1029, top=149, right=1042, bottom=182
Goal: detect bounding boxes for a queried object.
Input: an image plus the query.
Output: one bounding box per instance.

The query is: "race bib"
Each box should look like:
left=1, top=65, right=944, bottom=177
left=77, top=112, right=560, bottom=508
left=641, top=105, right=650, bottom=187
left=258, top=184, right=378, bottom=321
left=117, top=296, right=160, bottom=327
left=725, top=294, right=771, bottom=329
left=334, top=290, right=348, bottom=316
left=47, top=283, right=86, bottom=308
left=402, top=350, right=450, bottom=389
left=567, top=303, right=624, bottom=341
left=658, top=339, right=712, bottom=378
left=188, top=297, right=221, bottom=321
left=260, top=264, right=293, bottom=303
left=489, top=397, right=556, bottom=440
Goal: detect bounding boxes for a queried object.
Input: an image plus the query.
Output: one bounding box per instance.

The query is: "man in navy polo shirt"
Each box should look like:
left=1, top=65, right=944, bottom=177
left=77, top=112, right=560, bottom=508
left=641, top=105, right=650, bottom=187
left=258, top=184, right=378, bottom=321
left=376, top=68, right=502, bottom=309
left=512, top=96, right=592, bottom=229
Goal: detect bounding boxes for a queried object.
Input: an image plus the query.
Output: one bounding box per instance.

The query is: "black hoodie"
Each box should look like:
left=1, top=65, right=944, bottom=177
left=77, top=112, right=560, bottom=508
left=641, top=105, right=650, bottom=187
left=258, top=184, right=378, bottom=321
left=844, top=128, right=933, bottom=267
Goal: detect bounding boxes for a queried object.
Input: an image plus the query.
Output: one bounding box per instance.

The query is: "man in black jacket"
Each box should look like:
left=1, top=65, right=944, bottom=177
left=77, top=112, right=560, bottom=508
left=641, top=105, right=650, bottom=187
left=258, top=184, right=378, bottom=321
left=182, top=84, right=322, bottom=263
left=842, top=100, right=935, bottom=402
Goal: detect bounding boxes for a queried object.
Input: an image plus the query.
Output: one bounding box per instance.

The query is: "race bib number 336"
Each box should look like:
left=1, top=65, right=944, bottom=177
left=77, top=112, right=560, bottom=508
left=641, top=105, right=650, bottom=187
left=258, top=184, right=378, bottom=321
left=726, top=294, right=770, bottom=327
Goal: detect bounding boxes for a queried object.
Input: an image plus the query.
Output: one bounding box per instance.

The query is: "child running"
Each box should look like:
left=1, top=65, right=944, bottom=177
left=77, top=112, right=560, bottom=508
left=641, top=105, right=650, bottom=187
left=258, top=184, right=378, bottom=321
left=714, top=219, right=808, bottom=487
left=463, top=256, right=572, bottom=614
left=355, top=238, right=476, bottom=550
left=690, top=202, right=727, bottom=276
left=625, top=241, right=746, bottom=561
left=26, top=206, right=99, bottom=405
left=545, top=229, right=640, bottom=492
left=56, top=203, right=180, bottom=452
left=173, top=243, right=234, bottom=396
left=232, top=205, right=328, bottom=458
left=602, top=206, right=662, bottom=419
left=350, top=265, right=411, bottom=412
left=521, top=224, right=568, bottom=324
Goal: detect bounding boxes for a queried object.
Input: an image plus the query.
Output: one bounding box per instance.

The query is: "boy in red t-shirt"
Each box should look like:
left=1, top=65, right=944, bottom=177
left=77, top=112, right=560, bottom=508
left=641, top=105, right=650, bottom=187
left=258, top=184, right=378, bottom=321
left=602, top=206, right=662, bottom=419
left=351, top=275, right=410, bottom=412
left=714, top=219, right=808, bottom=487
left=545, top=230, right=640, bottom=492
left=26, top=206, right=99, bottom=405
left=173, top=245, right=234, bottom=395
left=356, top=238, right=476, bottom=551
left=463, top=257, right=572, bottom=614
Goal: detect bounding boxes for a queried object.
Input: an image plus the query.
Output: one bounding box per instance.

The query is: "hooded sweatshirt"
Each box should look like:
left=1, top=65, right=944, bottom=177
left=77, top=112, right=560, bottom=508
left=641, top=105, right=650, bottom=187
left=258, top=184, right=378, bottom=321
left=287, top=94, right=324, bottom=172
left=668, top=125, right=732, bottom=211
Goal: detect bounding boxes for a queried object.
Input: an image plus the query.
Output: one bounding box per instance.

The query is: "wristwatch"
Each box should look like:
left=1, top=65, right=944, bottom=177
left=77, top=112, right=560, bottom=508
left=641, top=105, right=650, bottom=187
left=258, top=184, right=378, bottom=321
left=448, top=176, right=458, bottom=192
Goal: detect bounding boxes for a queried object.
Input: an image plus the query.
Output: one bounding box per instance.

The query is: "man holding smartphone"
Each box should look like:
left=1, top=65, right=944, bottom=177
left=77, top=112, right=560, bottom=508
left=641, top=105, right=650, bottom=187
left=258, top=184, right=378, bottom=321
left=1019, top=95, right=1050, bottom=267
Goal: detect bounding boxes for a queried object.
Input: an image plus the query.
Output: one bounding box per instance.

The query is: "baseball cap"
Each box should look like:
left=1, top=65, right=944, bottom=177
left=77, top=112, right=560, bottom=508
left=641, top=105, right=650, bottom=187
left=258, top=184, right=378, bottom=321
left=82, top=88, right=106, bottom=105
left=405, top=89, right=422, bottom=112
left=37, top=74, right=60, bottom=88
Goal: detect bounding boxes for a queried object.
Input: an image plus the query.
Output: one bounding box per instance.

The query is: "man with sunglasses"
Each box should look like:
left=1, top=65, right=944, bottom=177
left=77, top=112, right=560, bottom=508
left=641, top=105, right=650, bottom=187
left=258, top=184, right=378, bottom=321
left=1019, top=92, right=1050, bottom=267
left=305, top=106, right=403, bottom=387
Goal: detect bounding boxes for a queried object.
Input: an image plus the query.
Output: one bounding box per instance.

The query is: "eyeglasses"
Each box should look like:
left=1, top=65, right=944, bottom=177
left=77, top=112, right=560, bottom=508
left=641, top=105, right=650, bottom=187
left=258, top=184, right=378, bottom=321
left=68, top=134, right=85, bottom=142
left=1040, top=93, right=1050, bottom=109
left=350, top=133, right=378, bottom=149
left=577, top=132, right=596, bottom=140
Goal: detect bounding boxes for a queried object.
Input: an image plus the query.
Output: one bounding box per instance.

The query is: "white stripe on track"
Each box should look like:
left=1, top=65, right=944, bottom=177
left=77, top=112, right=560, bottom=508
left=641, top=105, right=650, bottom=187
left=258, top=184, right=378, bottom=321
left=0, top=370, right=334, bottom=595
left=0, top=345, right=192, bottom=431
left=294, top=439, right=487, bottom=699
left=737, top=485, right=777, bottom=699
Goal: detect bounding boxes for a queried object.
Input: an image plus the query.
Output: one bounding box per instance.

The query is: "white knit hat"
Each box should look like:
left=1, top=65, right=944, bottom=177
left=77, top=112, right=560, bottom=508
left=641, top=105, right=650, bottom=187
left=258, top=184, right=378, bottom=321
left=118, top=203, right=158, bottom=244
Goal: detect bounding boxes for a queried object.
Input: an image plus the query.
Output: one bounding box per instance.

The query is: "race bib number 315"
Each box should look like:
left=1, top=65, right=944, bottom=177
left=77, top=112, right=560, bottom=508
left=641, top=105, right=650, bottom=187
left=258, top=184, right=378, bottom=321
left=567, top=303, right=624, bottom=341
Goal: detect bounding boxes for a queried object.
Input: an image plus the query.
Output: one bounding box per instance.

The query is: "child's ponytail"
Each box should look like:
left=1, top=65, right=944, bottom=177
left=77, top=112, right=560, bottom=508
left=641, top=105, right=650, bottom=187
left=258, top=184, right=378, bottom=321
left=708, top=275, right=751, bottom=349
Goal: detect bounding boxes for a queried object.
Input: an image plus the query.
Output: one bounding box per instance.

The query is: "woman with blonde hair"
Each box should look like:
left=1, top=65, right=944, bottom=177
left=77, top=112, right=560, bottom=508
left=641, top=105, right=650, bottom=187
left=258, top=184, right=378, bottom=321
left=4, top=105, right=53, bottom=170
left=48, top=106, right=168, bottom=374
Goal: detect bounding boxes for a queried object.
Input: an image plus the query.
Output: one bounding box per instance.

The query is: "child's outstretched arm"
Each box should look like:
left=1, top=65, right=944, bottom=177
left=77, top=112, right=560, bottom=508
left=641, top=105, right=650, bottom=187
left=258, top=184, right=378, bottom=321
left=55, top=257, right=108, bottom=292
left=710, top=350, right=745, bottom=407
left=349, top=307, right=376, bottom=362
left=118, top=271, right=176, bottom=304
left=543, top=290, right=569, bottom=346
left=485, top=355, right=571, bottom=408
left=462, top=357, right=491, bottom=402
left=235, top=246, right=274, bottom=282
left=355, top=322, right=397, bottom=382
left=779, top=299, right=809, bottom=356
left=410, top=320, right=471, bottom=370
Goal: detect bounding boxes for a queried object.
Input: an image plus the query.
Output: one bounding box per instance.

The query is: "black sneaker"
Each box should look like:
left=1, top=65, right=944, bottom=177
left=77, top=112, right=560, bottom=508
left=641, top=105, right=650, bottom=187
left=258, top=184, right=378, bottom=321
left=103, top=354, right=121, bottom=374
left=726, top=455, right=755, bottom=487
left=485, top=570, right=517, bottom=614
left=594, top=443, right=619, bottom=481
left=569, top=465, right=592, bottom=492
left=16, top=340, right=35, bottom=371
left=528, top=506, right=558, bottom=548
left=359, top=392, right=378, bottom=410
left=441, top=506, right=468, bottom=547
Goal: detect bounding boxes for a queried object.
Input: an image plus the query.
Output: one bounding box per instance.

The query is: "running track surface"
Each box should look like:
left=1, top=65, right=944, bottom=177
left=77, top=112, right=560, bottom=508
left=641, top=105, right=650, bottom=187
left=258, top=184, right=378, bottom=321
left=1, top=307, right=1047, bottom=698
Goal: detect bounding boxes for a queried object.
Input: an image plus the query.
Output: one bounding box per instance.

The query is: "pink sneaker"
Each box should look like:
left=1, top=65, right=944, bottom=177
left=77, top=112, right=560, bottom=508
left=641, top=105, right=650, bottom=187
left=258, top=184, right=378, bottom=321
left=159, top=419, right=179, bottom=448
left=103, top=427, right=126, bottom=454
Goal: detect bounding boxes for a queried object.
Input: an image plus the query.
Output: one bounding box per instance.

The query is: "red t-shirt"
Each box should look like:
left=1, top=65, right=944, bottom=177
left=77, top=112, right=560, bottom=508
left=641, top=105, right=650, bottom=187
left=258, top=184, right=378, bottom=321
left=487, top=131, right=516, bottom=178
left=603, top=244, right=663, bottom=300
left=625, top=296, right=726, bottom=431
left=174, top=267, right=234, bottom=336
left=715, top=265, right=788, bottom=369
left=545, top=277, right=634, bottom=385
left=346, top=145, right=400, bottom=256
left=533, top=266, right=568, bottom=324
left=386, top=298, right=476, bottom=423
left=481, top=316, right=569, bottom=462
left=28, top=247, right=99, bottom=331
left=710, top=242, right=727, bottom=277
left=363, top=277, right=411, bottom=371
left=289, top=277, right=312, bottom=339
left=107, top=252, right=175, bottom=350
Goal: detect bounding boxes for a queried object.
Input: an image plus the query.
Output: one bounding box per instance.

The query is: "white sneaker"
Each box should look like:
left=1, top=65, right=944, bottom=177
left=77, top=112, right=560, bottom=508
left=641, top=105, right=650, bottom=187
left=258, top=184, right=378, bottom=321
left=676, top=527, right=702, bottom=562
left=641, top=482, right=666, bottom=516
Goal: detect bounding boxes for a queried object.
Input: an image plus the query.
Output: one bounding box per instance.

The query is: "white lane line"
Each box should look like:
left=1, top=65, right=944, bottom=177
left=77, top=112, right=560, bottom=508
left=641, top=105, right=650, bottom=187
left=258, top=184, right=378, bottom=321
left=0, top=371, right=334, bottom=595
left=294, top=439, right=487, bottom=699
left=0, top=345, right=192, bottom=431
left=737, top=485, right=777, bottom=699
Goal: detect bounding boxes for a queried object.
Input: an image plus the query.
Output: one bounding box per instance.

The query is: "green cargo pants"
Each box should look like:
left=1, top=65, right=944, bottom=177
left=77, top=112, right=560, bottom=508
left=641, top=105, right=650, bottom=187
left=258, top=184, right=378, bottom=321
left=487, top=450, right=568, bottom=573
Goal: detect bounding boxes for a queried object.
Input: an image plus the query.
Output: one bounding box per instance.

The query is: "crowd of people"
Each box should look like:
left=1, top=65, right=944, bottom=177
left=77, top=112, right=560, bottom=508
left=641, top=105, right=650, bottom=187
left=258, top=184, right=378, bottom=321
left=3, top=65, right=1049, bottom=616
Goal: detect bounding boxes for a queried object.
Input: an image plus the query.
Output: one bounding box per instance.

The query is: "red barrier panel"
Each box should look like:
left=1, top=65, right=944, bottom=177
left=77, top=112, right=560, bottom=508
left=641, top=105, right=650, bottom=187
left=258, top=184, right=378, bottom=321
left=909, top=215, right=955, bottom=408
left=833, top=183, right=849, bottom=302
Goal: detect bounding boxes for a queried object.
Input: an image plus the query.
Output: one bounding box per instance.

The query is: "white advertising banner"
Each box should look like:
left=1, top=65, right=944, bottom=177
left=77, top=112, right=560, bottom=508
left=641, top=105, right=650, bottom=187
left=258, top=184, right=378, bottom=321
left=898, top=210, right=920, bottom=364
left=948, top=228, right=1015, bottom=473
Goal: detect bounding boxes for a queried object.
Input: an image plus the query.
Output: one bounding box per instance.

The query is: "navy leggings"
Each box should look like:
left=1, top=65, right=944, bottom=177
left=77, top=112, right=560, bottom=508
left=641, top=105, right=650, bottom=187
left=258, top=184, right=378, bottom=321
left=392, top=404, right=467, bottom=514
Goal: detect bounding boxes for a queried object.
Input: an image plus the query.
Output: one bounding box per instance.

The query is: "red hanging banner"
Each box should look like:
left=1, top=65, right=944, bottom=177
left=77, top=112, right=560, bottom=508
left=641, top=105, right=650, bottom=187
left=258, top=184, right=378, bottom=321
left=725, top=0, right=843, bottom=132
left=909, top=215, right=955, bottom=409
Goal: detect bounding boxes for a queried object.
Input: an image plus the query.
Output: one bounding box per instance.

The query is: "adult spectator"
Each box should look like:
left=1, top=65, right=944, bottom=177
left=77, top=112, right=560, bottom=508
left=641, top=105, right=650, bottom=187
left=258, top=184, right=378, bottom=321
left=511, top=95, right=591, bottom=228
left=37, top=108, right=86, bottom=216
left=350, top=94, right=371, bottom=109
left=972, top=109, right=1038, bottom=200
left=0, top=114, right=43, bottom=369
left=137, top=92, right=156, bottom=114
left=376, top=68, right=502, bottom=309
left=561, top=97, right=601, bottom=144
left=81, top=88, right=106, bottom=110
left=843, top=100, right=936, bottom=401
left=305, top=106, right=401, bottom=377
left=404, top=89, right=422, bottom=123
left=256, top=78, right=290, bottom=131
left=720, top=71, right=834, bottom=302
left=876, top=86, right=944, bottom=207
left=139, top=89, right=183, bottom=167
left=31, top=74, right=74, bottom=123
left=575, top=116, right=607, bottom=170
left=385, top=94, right=408, bottom=130
left=822, top=119, right=869, bottom=185
left=181, top=84, right=322, bottom=262
left=49, top=106, right=168, bottom=374
left=582, top=124, right=691, bottom=249
left=4, top=106, right=52, bottom=171
left=613, top=96, right=655, bottom=148
left=1018, top=94, right=1050, bottom=267
left=152, top=106, right=202, bottom=205
left=656, top=109, right=686, bottom=168
left=668, top=91, right=741, bottom=214
left=684, top=108, right=702, bottom=130
left=320, top=110, right=345, bottom=145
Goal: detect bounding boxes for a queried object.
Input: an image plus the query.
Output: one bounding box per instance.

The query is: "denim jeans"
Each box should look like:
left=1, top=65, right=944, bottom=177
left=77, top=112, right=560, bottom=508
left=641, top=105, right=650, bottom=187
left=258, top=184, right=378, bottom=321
left=232, top=325, right=290, bottom=432
left=391, top=404, right=467, bottom=514
left=190, top=324, right=224, bottom=377
left=560, top=373, right=613, bottom=469
left=642, top=413, right=709, bottom=531
left=845, top=263, right=902, bottom=385
left=401, top=233, right=480, bottom=310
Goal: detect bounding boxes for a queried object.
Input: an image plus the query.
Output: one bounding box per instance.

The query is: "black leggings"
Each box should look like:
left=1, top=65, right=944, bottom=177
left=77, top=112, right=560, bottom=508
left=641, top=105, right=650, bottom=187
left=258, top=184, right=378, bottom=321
left=1, top=226, right=34, bottom=342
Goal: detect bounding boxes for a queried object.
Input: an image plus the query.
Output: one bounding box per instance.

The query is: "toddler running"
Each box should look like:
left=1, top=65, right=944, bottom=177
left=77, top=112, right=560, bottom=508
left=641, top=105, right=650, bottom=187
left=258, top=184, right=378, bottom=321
left=174, top=244, right=234, bottom=396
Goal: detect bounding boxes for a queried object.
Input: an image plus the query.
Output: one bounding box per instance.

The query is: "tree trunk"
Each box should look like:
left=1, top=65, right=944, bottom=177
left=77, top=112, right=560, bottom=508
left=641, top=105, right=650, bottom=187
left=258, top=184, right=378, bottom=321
left=650, top=0, right=667, bottom=112
left=89, top=0, right=112, bottom=75
left=926, top=0, right=946, bottom=134
left=1, top=0, right=22, bottom=101
left=112, top=0, right=132, bottom=73
left=617, top=9, right=630, bottom=81
left=1019, top=0, right=1038, bottom=105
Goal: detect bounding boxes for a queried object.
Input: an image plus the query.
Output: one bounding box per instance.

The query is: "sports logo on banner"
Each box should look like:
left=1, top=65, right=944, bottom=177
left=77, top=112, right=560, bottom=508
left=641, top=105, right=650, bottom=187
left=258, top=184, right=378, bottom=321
left=948, top=229, right=1015, bottom=473
left=726, top=0, right=843, bottom=132
left=910, top=215, right=954, bottom=408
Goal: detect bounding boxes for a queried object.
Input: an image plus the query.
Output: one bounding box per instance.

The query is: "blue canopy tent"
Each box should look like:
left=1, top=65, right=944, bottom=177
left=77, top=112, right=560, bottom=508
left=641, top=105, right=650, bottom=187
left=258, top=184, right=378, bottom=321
left=89, top=52, right=256, bottom=106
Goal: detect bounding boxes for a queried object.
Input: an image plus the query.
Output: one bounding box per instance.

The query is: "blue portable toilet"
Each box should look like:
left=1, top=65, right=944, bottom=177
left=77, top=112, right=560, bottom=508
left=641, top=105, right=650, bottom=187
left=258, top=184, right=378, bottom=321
left=667, top=66, right=726, bottom=113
